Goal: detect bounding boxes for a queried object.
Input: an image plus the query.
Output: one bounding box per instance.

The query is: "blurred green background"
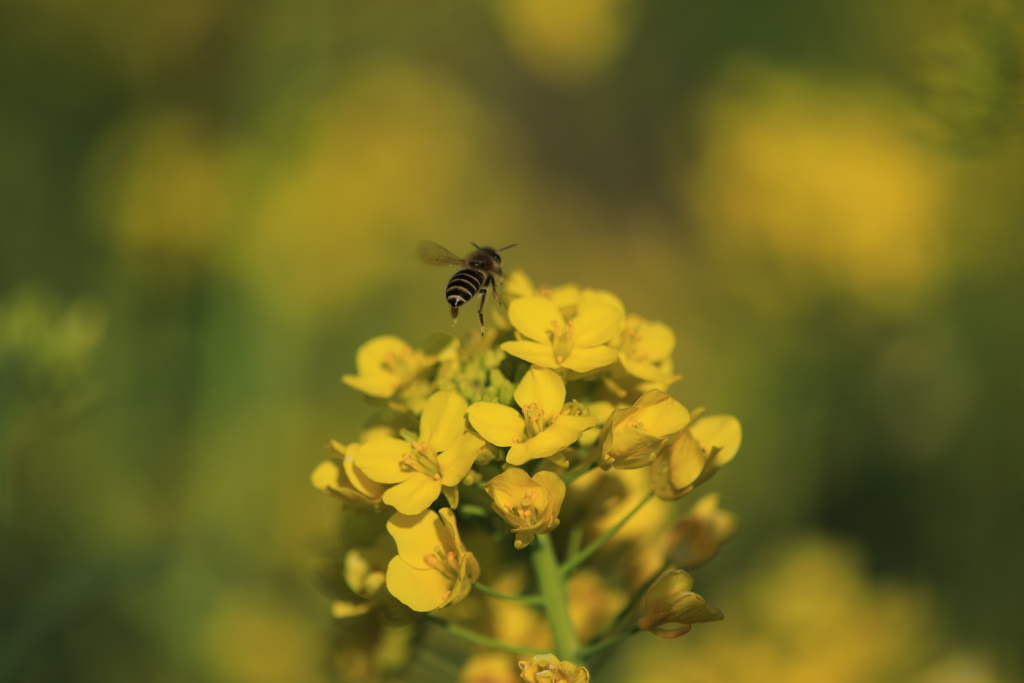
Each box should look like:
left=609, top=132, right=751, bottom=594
left=2, top=0, right=1023, bottom=681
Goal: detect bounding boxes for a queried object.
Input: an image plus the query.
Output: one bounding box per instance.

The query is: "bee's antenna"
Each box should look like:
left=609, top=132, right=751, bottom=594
left=498, top=243, right=517, bottom=251
left=471, top=242, right=482, bottom=250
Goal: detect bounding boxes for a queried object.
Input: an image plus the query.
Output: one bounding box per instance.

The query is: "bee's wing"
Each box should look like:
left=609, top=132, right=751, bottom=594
left=417, top=240, right=465, bottom=266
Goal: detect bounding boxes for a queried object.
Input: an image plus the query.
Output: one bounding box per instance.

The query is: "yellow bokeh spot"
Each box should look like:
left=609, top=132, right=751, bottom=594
left=684, top=64, right=950, bottom=309
left=232, top=62, right=489, bottom=319
left=202, top=591, right=320, bottom=683
left=495, top=0, right=632, bottom=86
left=619, top=537, right=947, bottom=683
left=86, top=110, right=227, bottom=263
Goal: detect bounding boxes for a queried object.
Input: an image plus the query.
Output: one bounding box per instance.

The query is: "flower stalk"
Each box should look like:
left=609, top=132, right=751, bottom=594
left=532, top=533, right=580, bottom=663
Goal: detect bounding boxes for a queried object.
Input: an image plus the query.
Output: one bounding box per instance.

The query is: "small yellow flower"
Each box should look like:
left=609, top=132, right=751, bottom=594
left=662, top=493, right=739, bottom=569
left=385, top=508, right=480, bottom=612
left=468, top=366, right=596, bottom=466
left=617, top=314, right=682, bottom=388
left=310, top=440, right=387, bottom=505
left=342, top=335, right=437, bottom=409
left=328, top=536, right=395, bottom=619
left=651, top=413, right=742, bottom=500
left=599, top=390, right=690, bottom=469
left=518, top=654, right=590, bottom=683
left=485, top=467, right=566, bottom=549
left=500, top=294, right=622, bottom=373
left=355, top=391, right=483, bottom=515
left=638, top=570, right=724, bottom=639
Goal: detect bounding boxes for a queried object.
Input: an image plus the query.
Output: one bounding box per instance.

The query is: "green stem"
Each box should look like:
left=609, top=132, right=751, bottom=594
left=532, top=533, right=580, bottom=662
left=474, top=582, right=544, bottom=606
left=561, top=491, right=654, bottom=576
left=428, top=616, right=547, bottom=656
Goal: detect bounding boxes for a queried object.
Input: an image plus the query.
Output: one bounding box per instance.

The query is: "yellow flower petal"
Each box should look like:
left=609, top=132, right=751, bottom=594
left=506, top=414, right=596, bottom=466
left=504, top=269, right=536, bottom=299
left=341, top=373, right=400, bottom=399
left=578, top=288, right=625, bottom=316
left=342, top=335, right=413, bottom=398
left=341, top=450, right=389, bottom=499
left=514, top=366, right=566, bottom=417
left=605, top=426, right=666, bottom=462
left=690, top=414, right=742, bottom=468
left=561, top=345, right=618, bottom=373
left=634, top=319, right=675, bottom=360
left=310, top=460, right=341, bottom=492
left=651, top=430, right=705, bottom=500
left=550, top=284, right=581, bottom=312
left=420, top=391, right=469, bottom=452
left=387, top=509, right=448, bottom=569
left=633, top=391, right=689, bottom=436
left=638, top=570, right=724, bottom=639
left=500, top=340, right=560, bottom=368
left=386, top=555, right=453, bottom=612
left=382, top=475, right=442, bottom=515
left=508, top=296, right=564, bottom=344
left=572, top=302, right=623, bottom=348
left=385, top=509, right=477, bottom=612
left=330, top=600, right=373, bottom=619
left=354, top=438, right=413, bottom=484
left=438, top=432, right=485, bottom=486
left=468, top=403, right=526, bottom=447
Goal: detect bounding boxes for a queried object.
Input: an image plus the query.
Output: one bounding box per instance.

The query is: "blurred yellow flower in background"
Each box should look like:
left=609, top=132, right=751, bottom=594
left=86, top=110, right=227, bottom=264
left=385, top=508, right=480, bottom=612
left=616, top=537, right=1011, bottom=683
left=459, top=652, right=522, bottom=683
left=342, top=335, right=438, bottom=410
left=231, top=63, right=497, bottom=319
left=683, top=63, right=950, bottom=308
left=495, top=0, right=632, bottom=87
left=661, top=493, right=738, bottom=570
left=310, top=440, right=387, bottom=506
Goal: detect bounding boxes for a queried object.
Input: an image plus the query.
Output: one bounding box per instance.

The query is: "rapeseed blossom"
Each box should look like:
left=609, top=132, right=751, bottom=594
left=519, top=654, right=590, bottom=683
left=485, top=467, right=566, bottom=549
left=468, top=365, right=596, bottom=466
left=314, top=266, right=744, bottom=678
left=638, top=570, right=724, bottom=639
left=386, top=508, right=480, bottom=612
left=354, top=391, right=484, bottom=514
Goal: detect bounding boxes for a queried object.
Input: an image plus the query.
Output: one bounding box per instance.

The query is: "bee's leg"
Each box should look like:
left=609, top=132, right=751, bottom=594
left=488, top=277, right=502, bottom=309
left=476, top=287, right=488, bottom=336
left=451, top=305, right=460, bottom=326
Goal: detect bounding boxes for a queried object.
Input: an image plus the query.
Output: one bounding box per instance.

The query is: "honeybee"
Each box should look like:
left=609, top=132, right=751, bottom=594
left=417, top=240, right=517, bottom=333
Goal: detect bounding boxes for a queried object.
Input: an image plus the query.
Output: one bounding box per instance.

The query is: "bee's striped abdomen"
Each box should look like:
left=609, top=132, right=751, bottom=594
left=446, top=268, right=484, bottom=307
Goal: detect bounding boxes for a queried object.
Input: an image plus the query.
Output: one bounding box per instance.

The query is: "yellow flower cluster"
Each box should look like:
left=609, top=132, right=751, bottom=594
left=312, top=269, right=744, bottom=680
